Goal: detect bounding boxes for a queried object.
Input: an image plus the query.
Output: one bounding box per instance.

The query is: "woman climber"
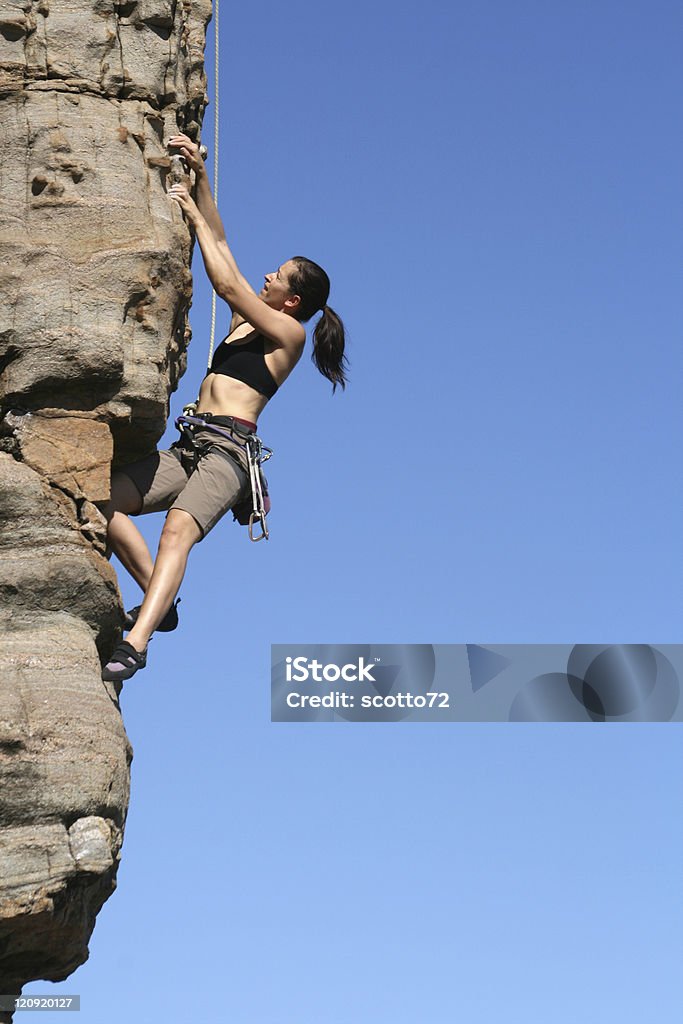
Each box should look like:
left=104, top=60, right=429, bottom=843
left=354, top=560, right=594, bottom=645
left=100, top=133, right=347, bottom=683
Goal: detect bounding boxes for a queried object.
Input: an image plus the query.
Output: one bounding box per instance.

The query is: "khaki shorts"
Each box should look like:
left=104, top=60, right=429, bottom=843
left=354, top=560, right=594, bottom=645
left=119, top=428, right=249, bottom=538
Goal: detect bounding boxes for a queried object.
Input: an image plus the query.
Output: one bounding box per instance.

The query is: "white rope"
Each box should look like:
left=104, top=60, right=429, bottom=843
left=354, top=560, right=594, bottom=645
left=207, top=0, right=220, bottom=368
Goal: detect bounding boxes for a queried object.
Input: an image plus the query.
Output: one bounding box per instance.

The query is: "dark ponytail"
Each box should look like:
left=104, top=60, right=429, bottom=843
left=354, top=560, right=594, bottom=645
left=287, top=257, right=348, bottom=392
left=312, top=305, right=347, bottom=392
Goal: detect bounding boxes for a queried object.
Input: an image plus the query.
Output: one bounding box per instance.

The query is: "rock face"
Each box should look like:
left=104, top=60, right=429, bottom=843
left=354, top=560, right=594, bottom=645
left=0, top=0, right=212, bottom=1006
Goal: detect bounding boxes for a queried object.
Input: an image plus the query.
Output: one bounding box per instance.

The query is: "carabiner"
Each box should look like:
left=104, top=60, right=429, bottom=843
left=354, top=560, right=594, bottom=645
left=248, top=511, right=269, bottom=542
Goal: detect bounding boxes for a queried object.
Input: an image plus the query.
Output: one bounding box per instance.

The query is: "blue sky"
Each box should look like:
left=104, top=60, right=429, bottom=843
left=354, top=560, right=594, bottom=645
left=24, top=2, right=683, bottom=1021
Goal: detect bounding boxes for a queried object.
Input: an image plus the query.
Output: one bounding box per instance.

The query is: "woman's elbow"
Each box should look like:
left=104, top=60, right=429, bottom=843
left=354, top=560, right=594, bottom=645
left=214, top=279, right=237, bottom=304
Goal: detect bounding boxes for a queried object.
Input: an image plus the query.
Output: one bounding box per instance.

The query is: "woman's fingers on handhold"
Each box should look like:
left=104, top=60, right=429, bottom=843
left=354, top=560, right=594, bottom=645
left=167, top=132, right=190, bottom=145
left=167, top=185, right=193, bottom=212
left=168, top=133, right=196, bottom=152
left=166, top=136, right=204, bottom=173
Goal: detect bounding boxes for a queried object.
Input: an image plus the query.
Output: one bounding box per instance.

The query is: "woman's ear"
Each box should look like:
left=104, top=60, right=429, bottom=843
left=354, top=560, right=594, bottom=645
left=285, top=294, right=302, bottom=314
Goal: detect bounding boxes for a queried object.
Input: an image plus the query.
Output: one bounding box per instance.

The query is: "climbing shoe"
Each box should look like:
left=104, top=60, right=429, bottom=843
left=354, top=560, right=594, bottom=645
left=123, top=598, right=180, bottom=633
left=102, top=640, right=147, bottom=682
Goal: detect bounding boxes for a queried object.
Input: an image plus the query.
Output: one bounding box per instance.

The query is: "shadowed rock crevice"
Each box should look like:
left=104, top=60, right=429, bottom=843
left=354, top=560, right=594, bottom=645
left=0, top=0, right=212, bottom=1008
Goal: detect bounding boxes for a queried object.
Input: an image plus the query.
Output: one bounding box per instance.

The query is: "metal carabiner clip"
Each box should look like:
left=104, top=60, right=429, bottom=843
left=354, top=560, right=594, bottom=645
left=248, top=510, right=269, bottom=542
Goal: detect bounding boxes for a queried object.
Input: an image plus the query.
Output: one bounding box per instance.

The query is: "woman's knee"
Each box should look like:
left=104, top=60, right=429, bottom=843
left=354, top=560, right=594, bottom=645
left=158, top=509, right=202, bottom=552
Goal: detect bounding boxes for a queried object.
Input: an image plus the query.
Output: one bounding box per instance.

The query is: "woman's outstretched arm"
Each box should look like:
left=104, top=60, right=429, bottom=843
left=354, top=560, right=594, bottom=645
left=168, top=183, right=304, bottom=350
left=167, top=133, right=255, bottom=310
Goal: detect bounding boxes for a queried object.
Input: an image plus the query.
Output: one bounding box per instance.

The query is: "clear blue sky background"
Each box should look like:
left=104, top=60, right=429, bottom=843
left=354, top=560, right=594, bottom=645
left=26, top=2, right=682, bottom=1021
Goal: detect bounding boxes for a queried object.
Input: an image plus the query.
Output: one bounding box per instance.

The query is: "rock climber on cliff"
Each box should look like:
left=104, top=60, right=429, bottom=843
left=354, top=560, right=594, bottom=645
left=99, top=133, right=347, bottom=683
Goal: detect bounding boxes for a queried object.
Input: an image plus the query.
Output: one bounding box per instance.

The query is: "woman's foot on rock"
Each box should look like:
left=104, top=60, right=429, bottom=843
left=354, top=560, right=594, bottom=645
left=102, top=640, right=147, bottom=682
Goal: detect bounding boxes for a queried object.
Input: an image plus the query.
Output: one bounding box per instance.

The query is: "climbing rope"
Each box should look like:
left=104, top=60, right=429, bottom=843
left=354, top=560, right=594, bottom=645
left=207, top=0, right=220, bottom=369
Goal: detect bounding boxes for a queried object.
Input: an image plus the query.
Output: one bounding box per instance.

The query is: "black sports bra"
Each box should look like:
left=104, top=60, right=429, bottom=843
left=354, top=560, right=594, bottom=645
left=207, top=330, right=279, bottom=399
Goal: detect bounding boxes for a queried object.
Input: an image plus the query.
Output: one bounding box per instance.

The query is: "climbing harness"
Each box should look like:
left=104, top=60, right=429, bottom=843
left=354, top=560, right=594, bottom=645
left=173, top=412, right=272, bottom=542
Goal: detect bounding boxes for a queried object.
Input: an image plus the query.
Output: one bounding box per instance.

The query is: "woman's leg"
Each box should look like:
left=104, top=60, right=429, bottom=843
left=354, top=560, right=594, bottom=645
left=100, top=472, right=155, bottom=591
left=125, top=509, right=202, bottom=653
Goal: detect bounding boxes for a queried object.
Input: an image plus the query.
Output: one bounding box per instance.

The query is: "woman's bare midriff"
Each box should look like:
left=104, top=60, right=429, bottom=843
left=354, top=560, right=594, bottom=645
left=196, top=372, right=269, bottom=424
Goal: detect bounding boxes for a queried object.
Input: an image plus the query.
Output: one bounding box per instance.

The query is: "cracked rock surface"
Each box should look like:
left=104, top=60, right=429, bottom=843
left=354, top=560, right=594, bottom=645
left=0, top=0, right=211, bottom=1008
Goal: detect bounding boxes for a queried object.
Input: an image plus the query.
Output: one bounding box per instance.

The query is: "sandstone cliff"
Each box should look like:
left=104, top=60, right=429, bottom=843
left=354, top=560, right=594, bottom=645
left=0, top=0, right=211, bottom=1007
